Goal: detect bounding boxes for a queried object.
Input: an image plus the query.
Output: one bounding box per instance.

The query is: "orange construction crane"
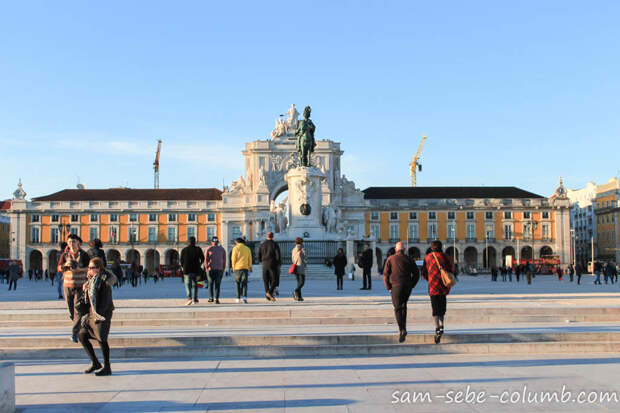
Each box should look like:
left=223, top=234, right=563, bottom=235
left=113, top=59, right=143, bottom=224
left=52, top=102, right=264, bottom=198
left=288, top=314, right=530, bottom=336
left=153, top=139, right=162, bottom=189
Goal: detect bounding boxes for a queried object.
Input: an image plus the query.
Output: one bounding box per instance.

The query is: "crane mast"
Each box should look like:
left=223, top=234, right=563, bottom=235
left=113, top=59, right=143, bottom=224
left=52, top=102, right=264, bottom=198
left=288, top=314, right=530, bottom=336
left=153, top=139, right=162, bottom=189
left=410, top=135, right=427, bottom=187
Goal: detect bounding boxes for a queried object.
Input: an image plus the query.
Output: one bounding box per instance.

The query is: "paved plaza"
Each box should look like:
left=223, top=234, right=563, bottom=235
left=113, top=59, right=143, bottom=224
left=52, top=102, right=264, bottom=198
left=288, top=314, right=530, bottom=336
left=2, top=274, right=620, bottom=412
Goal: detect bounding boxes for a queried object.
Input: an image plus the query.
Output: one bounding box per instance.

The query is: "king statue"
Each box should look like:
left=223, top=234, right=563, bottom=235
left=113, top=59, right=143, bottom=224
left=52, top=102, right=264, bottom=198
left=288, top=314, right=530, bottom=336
left=295, top=105, right=316, bottom=167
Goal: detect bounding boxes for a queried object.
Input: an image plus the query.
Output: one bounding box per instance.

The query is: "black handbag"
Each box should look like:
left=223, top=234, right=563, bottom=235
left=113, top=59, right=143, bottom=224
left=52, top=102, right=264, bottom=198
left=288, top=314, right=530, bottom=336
left=196, top=268, right=206, bottom=282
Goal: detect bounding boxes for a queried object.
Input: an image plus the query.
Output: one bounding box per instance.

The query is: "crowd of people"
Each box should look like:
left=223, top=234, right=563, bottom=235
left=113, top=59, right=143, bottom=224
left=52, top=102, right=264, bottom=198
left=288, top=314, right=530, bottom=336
left=7, top=230, right=620, bottom=377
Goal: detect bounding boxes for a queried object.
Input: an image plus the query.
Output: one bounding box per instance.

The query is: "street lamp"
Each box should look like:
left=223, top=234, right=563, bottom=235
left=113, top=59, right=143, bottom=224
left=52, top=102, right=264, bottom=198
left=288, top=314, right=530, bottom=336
left=570, top=228, right=576, bottom=267
left=485, top=224, right=493, bottom=270
left=450, top=220, right=456, bottom=266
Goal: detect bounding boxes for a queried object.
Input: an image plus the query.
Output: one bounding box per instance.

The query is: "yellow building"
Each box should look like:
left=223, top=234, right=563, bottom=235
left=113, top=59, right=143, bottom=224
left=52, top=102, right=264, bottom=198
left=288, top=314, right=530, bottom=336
left=10, top=188, right=222, bottom=274
left=0, top=200, right=11, bottom=258
left=594, top=178, right=620, bottom=263
left=363, top=185, right=571, bottom=271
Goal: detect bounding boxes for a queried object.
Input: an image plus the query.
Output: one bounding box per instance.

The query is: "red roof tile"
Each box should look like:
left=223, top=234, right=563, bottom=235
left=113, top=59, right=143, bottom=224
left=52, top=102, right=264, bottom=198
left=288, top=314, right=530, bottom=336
left=33, top=188, right=222, bottom=201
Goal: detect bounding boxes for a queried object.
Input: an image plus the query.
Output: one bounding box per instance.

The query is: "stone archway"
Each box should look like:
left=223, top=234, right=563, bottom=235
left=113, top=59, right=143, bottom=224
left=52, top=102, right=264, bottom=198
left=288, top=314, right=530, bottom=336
left=408, top=246, right=421, bottom=260
left=29, top=250, right=43, bottom=271
left=521, top=246, right=533, bottom=262
left=540, top=246, right=553, bottom=257
left=145, top=249, right=160, bottom=274
left=445, top=247, right=459, bottom=264
left=502, top=246, right=516, bottom=266
left=48, top=250, right=61, bottom=273
left=107, top=249, right=121, bottom=264
left=464, top=246, right=478, bottom=268
left=483, top=246, right=497, bottom=268
left=271, top=184, right=288, bottom=202
left=126, top=249, right=140, bottom=266
left=165, top=249, right=179, bottom=266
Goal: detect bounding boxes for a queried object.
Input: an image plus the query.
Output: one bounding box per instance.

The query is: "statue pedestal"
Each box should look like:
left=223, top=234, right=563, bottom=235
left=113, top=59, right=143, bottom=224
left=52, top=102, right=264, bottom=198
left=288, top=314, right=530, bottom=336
left=284, top=167, right=327, bottom=239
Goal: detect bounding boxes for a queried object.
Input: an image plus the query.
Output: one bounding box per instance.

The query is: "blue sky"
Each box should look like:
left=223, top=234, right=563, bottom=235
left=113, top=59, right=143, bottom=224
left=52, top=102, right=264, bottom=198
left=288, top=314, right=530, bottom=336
left=1, top=1, right=619, bottom=199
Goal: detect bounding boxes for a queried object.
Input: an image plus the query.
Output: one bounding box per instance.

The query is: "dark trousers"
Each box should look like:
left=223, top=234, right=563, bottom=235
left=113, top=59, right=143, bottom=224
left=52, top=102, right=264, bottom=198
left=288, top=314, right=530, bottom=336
left=295, top=273, right=305, bottom=298
left=64, top=286, right=85, bottom=338
left=362, top=266, right=372, bottom=289
left=262, top=265, right=278, bottom=296
left=336, top=274, right=344, bottom=290
left=78, top=329, right=110, bottom=368
left=577, top=274, right=582, bottom=285
left=430, top=294, right=447, bottom=317
left=275, top=266, right=281, bottom=288
left=391, top=283, right=412, bottom=332
left=207, top=270, right=223, bottom=300
left=234, top=270, right=248, bottom=298
left=8, top=279, right=17, bottom=290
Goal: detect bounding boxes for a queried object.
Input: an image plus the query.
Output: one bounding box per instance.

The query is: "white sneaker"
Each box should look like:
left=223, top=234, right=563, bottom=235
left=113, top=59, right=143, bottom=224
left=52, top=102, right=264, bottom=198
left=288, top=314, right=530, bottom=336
left=185, top=299, right=193, bottom=306
left=236, top=298, right=241, bottom=303
left=243, top=297, right=248, bottom=304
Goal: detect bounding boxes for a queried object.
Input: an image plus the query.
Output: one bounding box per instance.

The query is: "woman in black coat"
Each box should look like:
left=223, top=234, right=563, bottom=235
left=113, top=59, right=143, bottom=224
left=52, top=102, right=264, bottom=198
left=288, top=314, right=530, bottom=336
left=79, top=257, right=116, bottom=376
left=333, top=248, right=347, bottom=290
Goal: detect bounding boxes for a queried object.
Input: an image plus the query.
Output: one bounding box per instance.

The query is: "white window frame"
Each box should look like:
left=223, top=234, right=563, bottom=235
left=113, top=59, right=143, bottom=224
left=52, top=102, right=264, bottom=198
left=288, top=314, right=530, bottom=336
left=89, top=226, right=99, bottom=241
left=370, top=223, right=380, bottom=240
left=129, top=227, right=138, bottom=242
left=187, top=225, right=196, bottom=239
left=447, top=223, right=456, bottom=239
left=408, top=223, right=418, bottom=240
left=30, top=227, right=40, bottom=243
left=466, top=223, right=476, bottom=239
left=167, top=227, right=177, bottom=242
left=428, top=222, right=438, bottom=239
left=207, top=226, right=217, bottom=241
left=148, top=226, right=157, bottom=242
left=389, top=223, right=399, bottom=240
left=50, top=228, right=59, bottom=243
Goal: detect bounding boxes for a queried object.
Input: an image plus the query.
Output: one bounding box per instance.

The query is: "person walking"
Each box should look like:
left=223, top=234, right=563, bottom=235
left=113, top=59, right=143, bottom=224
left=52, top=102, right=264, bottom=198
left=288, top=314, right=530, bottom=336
left=360, top=244, right=373, bottom=290
left=568, top=264, right=575, bottom=282
left=78, top=257, right=116, bottom=376
left=526, top=262, right=534, bottom=285
left=593, top=261, right=602, bottom=285
left=491, top=266, right=498, bottom=282
left=59, top=234, right=91, bottom=343
left=422, top=240, right=454, bottom=344
left=291, top=237, right=307, bottom=301
left=231, top=238, right=252, bottom=303
left=576, top=262, right=583, bottom=284
left=556, top=266, right=563, bottom=281
left=383, top=241, right=419, bottom=343
left=204, top=236, right=226, bottom=304
left=87, top=239, right=107, bottom=268
left=258, top=232, right=281, bottom=301
left=333, top=248, right=347, bottom=290
left=7, top=263, right=20, bottom=291
left=515, top=264, right=521, bottom=282
left=180, top=236, right=205, bottom=305
left=604, top=261, right=615, bottom=285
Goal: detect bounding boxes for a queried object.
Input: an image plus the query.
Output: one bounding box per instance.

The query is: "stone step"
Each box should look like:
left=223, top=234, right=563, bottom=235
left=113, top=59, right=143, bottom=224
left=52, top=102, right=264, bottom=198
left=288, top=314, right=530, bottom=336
left=2, top=339, right=620, bottom=359
left=2, top=313, right=619, bottom=328
left=2, top=306, right=619, bottom=323
left=3, top=331, right=620, bottom=349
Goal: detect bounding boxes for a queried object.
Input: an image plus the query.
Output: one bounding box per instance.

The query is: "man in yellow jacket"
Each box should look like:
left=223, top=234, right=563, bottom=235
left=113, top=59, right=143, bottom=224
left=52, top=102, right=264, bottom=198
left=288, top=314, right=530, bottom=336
left=231, top=237, right=252, bottom=303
